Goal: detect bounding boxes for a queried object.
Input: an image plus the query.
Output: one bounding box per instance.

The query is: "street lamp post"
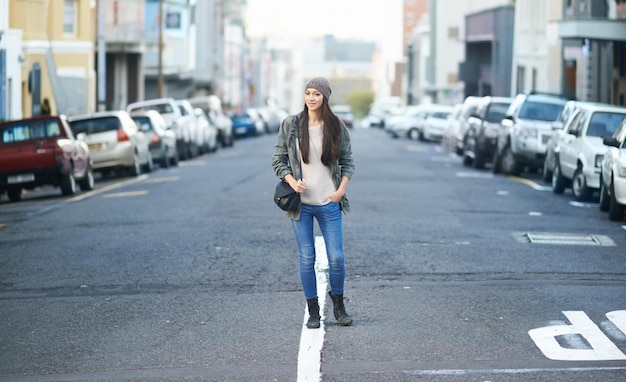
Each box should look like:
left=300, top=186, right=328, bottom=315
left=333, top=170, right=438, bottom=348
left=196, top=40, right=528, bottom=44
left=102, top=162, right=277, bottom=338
left=157, top=0, right=164, bottom=97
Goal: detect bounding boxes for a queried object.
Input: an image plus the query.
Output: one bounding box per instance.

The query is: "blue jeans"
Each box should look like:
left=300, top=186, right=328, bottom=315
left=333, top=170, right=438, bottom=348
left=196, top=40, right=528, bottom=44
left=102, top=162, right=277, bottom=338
left=291, top=202, right=346, bottom=300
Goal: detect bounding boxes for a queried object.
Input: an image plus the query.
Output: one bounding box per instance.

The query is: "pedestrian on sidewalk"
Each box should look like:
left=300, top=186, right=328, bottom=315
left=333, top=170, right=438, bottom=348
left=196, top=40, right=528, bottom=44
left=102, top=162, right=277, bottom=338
left=272, top=77, right=355, bottom=329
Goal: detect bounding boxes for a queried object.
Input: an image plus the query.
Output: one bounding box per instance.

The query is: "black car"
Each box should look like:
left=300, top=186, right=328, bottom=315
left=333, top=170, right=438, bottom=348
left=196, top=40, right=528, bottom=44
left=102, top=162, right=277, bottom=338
left=462, top=96, right=513, bottom=169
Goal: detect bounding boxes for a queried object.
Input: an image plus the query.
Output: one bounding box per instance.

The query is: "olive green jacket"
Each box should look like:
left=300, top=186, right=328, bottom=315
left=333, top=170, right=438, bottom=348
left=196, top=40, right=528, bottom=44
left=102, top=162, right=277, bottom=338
left=272, top=114, right=355, bottom=220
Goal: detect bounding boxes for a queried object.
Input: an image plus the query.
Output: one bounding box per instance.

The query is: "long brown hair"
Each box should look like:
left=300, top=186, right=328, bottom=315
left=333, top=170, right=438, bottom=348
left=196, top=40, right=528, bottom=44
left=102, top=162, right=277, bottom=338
left=298, top=99, right=342, bottom=166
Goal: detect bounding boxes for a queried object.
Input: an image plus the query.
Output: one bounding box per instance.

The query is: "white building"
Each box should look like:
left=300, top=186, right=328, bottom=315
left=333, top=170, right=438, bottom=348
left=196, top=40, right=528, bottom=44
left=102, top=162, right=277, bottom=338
left=0, top=0, right=23, bottom=120
left=511, top=0, right=564, bottom=95
left=408, top=0, right=514, bottom=105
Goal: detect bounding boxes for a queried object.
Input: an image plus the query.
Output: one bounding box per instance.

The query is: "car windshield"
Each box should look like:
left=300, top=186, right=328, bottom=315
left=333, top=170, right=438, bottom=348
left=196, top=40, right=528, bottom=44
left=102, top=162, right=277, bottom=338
left=587, top=112, right=626, bottom=138
left=132, top=116, right=154, bottom=132
left=70, top=117, right=121, bottom=135
left=485, top=102, right=510, bottom=123
left=519, top=101, right=564, bottom=122
left=130, top=103, right=174, bottom=115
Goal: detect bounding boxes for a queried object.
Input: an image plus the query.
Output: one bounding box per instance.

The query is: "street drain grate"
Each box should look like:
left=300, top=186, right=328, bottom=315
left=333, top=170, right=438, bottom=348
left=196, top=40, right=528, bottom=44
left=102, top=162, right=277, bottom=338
left=514, top=232, right=615, bottom=246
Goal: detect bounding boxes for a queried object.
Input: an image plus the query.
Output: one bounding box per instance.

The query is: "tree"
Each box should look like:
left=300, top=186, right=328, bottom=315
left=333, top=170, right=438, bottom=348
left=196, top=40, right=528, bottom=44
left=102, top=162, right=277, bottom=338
left=345, top=90, right=375, bottom=119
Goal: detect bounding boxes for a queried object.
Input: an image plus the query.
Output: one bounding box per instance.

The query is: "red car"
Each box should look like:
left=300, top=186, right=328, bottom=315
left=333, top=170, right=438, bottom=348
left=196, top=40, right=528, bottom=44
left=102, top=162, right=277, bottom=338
left=0, top=115, right=94, bottom=202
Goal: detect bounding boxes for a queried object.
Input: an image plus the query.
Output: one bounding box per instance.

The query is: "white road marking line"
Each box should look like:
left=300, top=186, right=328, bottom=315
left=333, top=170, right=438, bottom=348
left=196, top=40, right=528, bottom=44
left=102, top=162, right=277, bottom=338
left=404, top=366, right=626, bottom=376
left=67, top=175, right=148, bottom=203
left=102, top=190, right=149, bottom=198
left=297, top=236, right=328, bottom=382
left=507, top=176, right=552, bottom=191
left=456, top=172, right=493, bottom=178
left=144, top=176, right=180, bottom=183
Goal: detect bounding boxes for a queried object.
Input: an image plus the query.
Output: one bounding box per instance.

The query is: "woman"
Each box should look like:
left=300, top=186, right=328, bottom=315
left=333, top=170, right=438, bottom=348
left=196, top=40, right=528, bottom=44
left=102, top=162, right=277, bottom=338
left=272, top=77, right=355, bottom=329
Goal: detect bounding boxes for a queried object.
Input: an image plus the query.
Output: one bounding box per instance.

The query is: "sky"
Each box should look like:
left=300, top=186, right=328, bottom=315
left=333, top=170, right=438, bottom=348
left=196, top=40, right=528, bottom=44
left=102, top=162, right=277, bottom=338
left=245, top=0, right=404, bottom=61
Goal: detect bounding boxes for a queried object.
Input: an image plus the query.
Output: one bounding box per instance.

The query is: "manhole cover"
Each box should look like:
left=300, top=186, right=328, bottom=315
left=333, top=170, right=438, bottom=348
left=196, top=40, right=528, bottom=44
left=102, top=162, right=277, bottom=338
left=514, top=232, right=615, bottom=246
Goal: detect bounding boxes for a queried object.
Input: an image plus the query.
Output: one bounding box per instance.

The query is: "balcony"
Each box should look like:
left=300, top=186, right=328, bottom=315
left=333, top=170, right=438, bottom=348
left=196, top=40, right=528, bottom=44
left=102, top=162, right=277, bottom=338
left=558, top=18, right=626, bottom=41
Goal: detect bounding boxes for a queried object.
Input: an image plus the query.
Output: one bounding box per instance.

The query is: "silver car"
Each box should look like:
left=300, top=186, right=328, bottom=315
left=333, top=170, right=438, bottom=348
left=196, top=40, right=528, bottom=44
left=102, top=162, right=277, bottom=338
left=68, top=110, right=153, bottom=177
left=130, top=110, right=179, bottom=168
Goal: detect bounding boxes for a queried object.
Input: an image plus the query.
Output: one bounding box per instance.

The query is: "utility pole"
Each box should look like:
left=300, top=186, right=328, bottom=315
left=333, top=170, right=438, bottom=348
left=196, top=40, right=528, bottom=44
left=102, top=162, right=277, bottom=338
left=157, top=0, right=164, bottom=97
left=97, top=0, right=106, bottom=110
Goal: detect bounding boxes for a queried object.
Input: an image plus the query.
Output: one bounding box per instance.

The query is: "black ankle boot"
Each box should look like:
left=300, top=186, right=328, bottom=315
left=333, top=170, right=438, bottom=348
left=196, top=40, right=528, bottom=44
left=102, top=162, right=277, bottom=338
left=306, top=297, right=321, bottom=329
left=328, top=292, right=353, bottom=326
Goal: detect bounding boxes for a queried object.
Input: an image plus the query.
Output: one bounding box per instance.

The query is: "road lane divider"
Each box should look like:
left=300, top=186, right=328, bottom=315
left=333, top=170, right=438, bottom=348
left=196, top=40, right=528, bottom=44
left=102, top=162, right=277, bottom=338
left=102, top=190, right=149, bottom=198
left=297, top=236, right=328, bottom=382
left=67, top=175, right=148, bottom=203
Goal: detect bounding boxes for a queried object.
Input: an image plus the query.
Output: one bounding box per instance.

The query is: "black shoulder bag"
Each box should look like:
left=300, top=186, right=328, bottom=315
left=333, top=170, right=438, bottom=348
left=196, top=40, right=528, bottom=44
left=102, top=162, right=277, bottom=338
left=274, top=117, right=301, bottom=212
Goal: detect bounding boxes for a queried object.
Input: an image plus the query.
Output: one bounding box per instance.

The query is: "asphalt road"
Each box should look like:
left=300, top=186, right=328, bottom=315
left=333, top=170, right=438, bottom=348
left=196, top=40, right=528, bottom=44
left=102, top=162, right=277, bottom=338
left=0, top=127, right=625, bottom=381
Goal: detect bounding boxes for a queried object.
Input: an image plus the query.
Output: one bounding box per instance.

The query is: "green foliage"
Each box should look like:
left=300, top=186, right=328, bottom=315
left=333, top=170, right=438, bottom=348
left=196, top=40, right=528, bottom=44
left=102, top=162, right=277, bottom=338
left=344, top=90, right=375, bottom=119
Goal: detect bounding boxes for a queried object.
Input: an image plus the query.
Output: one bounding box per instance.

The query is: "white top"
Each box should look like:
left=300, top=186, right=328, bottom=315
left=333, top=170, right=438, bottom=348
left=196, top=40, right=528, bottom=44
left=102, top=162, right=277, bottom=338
left=300, top=124, right=335, bottom=206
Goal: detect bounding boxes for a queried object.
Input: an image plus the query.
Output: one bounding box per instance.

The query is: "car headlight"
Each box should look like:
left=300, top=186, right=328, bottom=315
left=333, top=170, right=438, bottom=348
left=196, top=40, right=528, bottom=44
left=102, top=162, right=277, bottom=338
left=595, top=155, right=604, bottom=168
left=617, top=163, right=626, bottom=178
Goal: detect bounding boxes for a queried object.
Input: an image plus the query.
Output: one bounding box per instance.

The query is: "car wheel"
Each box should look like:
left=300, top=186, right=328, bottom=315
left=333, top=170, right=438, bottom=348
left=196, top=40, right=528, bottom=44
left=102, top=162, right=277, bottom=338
left=500, top=146, right=522, bottom=176
left=462, top=136, right=474, bottom=167
left=542, top=157, right=553, bottom=183
left=170, top=148, right=180, bottom=167
left=608, top=179, right=625, bottom=221
left=60, top=169, right=77, bottom=196
left=492, top=149, right=502, bottom=174
left=78, top=166, right=95, bottom=191
left=142, top=152, right=154, bottom=173
left=599, top=180, right=610, bottom=212
left=572, top=167, right=592, bottom=201
left=408, top=128, right=419, bottom=141
left=552, top=162, right=567, bottom=194
left=473, top=148, right=486, bottom=169
left=7, top=187, right=22, bottom=202
left=128, top=154, right=141, bottom=177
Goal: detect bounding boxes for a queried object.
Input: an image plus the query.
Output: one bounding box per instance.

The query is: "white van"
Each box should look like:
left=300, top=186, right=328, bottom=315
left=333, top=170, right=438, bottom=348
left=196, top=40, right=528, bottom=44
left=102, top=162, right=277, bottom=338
left=188, top=95, right=234, bottom=147
left=126, top=98, right=192, bottom=160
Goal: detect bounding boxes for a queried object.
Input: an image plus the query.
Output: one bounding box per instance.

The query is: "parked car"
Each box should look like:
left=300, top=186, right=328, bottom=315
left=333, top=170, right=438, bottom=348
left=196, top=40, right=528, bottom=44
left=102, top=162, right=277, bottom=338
left=332, top=104, right=354, bottom=129
left=441, top=103, right=463, bottom=153
left=130, top=110, right=179, bottom=168
left=176, top=99, right=203, bottom=158
left=68, top=110, right=153, bottom=177
left=230, top=111, right=260, bottom=137
left=255, top=107, right=282, bottom=133
left=126, top=98, right=192, bottom=160
left=449, top=96, right=483, bottom=155
left=551, top=103, right=626, bottom=201
left=492, top=92, right=570, bottom=176
left=599, top=119, right=626, bottom=221
left=246, top=108, right=266, bottom=136
left=0, top=115, right=94, bottom=202
left=194, top=108, right=219, bottom=153
left=419, top=104, right=456, bottom=141
left=542, top=100, right=589, bottom=181
left=189, top=95, right=234, bottom=147
left=462, top=96, right=513, bottom=169
left=385, top=104, right=430, bottom=139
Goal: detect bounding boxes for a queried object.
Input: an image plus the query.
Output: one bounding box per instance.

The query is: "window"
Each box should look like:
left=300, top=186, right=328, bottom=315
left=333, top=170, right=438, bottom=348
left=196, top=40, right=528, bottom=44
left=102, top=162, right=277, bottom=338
left=63, top=0, right=77, bottom=35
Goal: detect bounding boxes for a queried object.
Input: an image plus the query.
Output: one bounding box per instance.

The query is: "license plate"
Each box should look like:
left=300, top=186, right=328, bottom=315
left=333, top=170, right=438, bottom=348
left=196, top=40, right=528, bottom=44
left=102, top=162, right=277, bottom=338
left=7, top=173, right=35, bottom=184
left=88, top=143, right=103, bottom=151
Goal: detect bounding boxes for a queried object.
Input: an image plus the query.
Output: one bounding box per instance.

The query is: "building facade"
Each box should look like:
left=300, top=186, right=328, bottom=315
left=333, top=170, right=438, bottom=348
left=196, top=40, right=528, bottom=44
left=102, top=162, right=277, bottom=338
left=557, top=0, right=626, bottom=104
left=8, top=0, right=95, bottom=117
left=459, top=5, right=515, bottom=99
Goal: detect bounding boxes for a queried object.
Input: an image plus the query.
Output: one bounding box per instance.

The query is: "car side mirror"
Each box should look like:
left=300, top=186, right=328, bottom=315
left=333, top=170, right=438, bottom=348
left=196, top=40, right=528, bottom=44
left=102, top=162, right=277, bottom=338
left=603, top=136, right=620, bottom=148
left=76, top=132, right=86, bottom=141
left=551, top=121, right=563, bottom=130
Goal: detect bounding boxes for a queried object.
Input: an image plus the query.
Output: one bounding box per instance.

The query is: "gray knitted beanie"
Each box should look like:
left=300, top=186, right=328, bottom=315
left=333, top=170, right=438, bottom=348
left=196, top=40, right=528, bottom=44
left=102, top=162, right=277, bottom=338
left=305, top=77, right=332, bottom=100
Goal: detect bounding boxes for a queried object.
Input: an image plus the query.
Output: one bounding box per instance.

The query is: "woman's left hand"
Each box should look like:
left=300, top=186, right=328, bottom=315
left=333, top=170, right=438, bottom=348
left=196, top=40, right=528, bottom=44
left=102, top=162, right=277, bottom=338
left=325, top=190, right=344, bottom=203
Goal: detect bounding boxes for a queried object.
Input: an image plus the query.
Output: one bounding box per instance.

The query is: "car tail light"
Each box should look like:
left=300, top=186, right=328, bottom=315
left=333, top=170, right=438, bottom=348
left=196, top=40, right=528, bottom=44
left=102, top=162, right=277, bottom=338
left=117, top=129, right=129, bottom=142
left=151, top=132, right=161, bottom=144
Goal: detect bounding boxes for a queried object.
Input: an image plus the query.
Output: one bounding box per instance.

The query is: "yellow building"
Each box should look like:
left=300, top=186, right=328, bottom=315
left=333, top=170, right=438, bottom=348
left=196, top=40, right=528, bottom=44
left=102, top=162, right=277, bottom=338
left=9, top=0, right=95, bottom=117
